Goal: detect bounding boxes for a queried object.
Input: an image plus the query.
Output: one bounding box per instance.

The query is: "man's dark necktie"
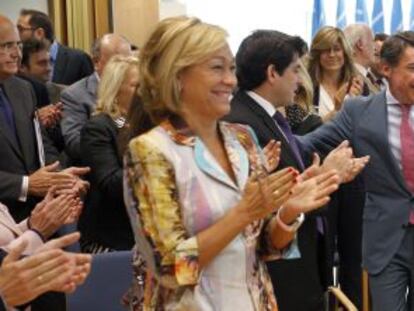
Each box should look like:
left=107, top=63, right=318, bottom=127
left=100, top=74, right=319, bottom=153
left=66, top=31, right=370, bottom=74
left=272, top=111, right=327, bottom=233
left=366, top=71, right=383, bottom=90
left=0, top=87, right=17, bottom=142
left=272, top=111, right=304, bottom=170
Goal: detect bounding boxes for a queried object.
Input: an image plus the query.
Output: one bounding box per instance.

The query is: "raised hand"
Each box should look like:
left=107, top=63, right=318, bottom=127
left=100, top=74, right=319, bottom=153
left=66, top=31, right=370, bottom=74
left=35, top=232, right=92, bottom=292
left=28, top=161, right=76, bottom=197
left=262, top=140, right=281, bottom=172
left=348, top=75, right=364, bottom=97
left=321, top=140, right=353, bottom=183
left=0, top=239, right=75, bottom=307
left=341, top=155, right=370, bottom=183
left=282, top=169, right=340, bottom=219
left=237, top=167, right=298, bottom=224
left=30, top=194, right=80, bottom=238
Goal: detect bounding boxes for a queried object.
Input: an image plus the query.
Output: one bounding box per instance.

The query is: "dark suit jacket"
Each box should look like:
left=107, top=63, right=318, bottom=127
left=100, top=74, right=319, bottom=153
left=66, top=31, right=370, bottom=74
left=79, top=114, right=134, bottom=250
left=300, top=91, right=414, bottom=275
left=224, top=90, right=324, bottom=311
left=52, top=44, right=94, bottom=86
left=0, top=76, right=58, bottom=222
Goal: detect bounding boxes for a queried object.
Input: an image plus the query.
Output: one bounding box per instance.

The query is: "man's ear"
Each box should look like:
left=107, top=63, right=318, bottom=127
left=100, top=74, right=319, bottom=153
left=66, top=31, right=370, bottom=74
left=33, top=27, right=45, bottom=40
left=355, top=38, right=364, bottom=53
left=266, top=64, right=279, bottom=83
left=381, top=62, right=392, bottom=79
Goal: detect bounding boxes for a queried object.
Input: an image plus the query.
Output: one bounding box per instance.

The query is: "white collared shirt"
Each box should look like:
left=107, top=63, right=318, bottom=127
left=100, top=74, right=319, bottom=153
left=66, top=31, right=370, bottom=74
left=355, top=63, right=368, bottom=77
left=245, top=91, right=291, bottom=144
left=246, top=91, right=276, bottom=118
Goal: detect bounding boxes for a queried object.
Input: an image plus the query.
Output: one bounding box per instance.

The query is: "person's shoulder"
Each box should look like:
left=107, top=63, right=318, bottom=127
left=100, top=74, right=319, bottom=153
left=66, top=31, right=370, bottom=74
left=222, top=120, right=251, bottom=133
left=59, top=44, right=90, bottom=58
left=127, top=126, right=166, bottom=158
left=343, top=91, right=385, bottom=113
left=230, top=89, right=250, bottom=106
left=61, top=74, right=91, bottom=95
left=221, top=121, right=259, bottom=145
left=5, top=75, right=32, bottom=89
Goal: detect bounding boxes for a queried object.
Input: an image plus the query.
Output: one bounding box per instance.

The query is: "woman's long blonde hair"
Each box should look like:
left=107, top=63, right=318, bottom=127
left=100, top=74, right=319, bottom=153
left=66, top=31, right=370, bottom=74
left=95, top=55, right=139, bottom=119
left=307, top=26, right=356, bottom=86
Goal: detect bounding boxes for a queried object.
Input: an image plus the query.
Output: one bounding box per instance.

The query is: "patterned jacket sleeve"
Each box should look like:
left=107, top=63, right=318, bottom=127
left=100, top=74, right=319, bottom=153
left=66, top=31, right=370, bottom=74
left=125, top=135, right=200, bottom=286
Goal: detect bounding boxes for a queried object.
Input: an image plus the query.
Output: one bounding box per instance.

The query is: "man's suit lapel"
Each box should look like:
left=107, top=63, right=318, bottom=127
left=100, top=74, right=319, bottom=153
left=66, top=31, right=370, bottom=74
left=239, top=92, right=303, bottom=170
left=4, top=79, right=36, bottom=170
left=364, top=93, right=408, bottom=192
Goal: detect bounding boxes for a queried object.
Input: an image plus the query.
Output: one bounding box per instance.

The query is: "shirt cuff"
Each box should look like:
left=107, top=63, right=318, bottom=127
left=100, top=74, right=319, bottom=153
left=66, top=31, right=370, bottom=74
left=18, top=176, right=29, bottom=202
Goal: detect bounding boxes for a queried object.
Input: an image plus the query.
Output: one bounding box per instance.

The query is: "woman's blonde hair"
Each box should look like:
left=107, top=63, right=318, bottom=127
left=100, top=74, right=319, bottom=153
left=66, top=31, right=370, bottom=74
left=95, top=55, right=139, bottom=119
left=295, top=58, right=314, bottom=113
left=307, top=26, right=356, bottom=86
left=138, top=16, right=228, bottom=124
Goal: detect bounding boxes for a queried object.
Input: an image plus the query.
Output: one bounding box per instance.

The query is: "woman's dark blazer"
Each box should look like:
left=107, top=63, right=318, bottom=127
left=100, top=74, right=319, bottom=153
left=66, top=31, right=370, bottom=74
left=79, top=113, right=134, bottom=250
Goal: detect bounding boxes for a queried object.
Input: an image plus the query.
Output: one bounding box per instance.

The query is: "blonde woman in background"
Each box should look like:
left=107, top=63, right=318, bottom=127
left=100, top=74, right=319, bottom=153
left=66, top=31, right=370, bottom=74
left=124, top=16, right=340, bottom=310
left=307, top=26, right=363, bottom=121
left=284, top=59, right=323, bottom=135
left=79, top=55, right=139, bottom=253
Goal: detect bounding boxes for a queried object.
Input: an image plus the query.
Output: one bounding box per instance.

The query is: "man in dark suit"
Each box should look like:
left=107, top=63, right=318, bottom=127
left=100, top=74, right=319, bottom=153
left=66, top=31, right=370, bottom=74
left=19, top=38, right=65, bottom=153
left=17, top=9, right=93, bottom=85
left=0, top=17, right=90, bottom=311
left=299, top=31, right=414, bottom=310
left=224, top=30, right=363, bottom=311
left=0, top=15, right=89, bottom=222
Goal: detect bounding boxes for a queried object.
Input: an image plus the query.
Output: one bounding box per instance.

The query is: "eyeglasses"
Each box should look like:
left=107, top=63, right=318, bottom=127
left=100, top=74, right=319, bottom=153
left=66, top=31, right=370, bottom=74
left=0, top=41, right=23, bottom=54
left=17, top=25, right=34, bottom=33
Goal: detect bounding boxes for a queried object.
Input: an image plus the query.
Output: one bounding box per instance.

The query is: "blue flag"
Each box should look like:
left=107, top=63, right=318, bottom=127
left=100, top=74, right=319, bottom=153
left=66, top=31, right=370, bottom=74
left=336, top=0, right=347, bottom=29
left=372, top=0, right=384, bottom=33
left=355, top=0, right=369, bottom=24
left=410, top=0, right=414, bottom=30
left=312, top=0, right=326, bottom=38
left=391, top=0, right=403, bottom=33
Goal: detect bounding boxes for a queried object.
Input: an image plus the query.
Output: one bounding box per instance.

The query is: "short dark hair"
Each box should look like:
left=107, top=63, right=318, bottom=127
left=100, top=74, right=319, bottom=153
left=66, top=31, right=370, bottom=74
left=236, top=30, right=307, bottom=91
left=374, top=33, right=389, bottom=42
left=381, top=31, right=414, bottom=67
left=20, top=9, right=54, bottom=42
left=21, top=38, right=48, bottom=68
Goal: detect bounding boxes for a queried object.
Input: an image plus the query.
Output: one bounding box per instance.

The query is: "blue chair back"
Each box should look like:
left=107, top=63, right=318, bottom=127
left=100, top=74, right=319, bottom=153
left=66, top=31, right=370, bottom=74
left=67, top=250, right=133, bottom=311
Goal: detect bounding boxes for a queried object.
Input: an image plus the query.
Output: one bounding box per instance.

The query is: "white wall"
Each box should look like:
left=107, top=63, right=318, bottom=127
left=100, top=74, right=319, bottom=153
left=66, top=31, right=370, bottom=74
left=0, top=0, right=48, bottom=23
left=160, top=0, right=414, bottom=53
